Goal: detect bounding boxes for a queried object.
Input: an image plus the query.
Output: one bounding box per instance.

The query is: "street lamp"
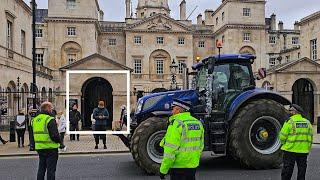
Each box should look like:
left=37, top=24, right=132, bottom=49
left=17, top=77, right=21, bottom=112
left=170, top=58, right=178, bottom=90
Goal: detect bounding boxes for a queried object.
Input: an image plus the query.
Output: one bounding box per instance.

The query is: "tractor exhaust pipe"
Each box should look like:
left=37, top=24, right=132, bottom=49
left=182, top=63, right=188, bottom=90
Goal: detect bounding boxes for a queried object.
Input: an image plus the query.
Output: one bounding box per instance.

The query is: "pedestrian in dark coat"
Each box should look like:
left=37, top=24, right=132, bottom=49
left=93, top=101, right=109, bottom=149
left=16, top=109, right=27, bottom=147
left=69, top=104, right=81, bottom=141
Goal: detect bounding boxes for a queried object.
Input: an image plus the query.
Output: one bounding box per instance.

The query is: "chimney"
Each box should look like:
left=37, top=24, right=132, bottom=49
left=294, top=21, right=300, bottom=30
left=278, top=21, right=284, bottom=31
left=180, top=0, right=186, bottom=20
left=125, top=0, right=131, bottom=18
left=270, top=13, right=276, bottom=30
left=205, top=9, right=214, bottom=25
left=99, top=10, right=104, bottom=21
left=197, top=14, right=203, bottom=25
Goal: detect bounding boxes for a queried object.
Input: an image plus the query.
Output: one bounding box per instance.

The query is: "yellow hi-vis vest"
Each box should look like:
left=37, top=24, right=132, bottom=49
left=279, top=114, right=313, bottom=153
left=32, top=114, right=60, bottom=150
left=160, top=112, right=204, bottom=174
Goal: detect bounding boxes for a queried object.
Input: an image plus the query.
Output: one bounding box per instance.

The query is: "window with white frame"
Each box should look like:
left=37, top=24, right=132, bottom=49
left=178, top=60, right=185, bottom=74
left=269, top=58, right=276, bottom=67
left=243, top=8, right=251, bottom=17
left=269, top=35, right=276, bottom=44
left=68, top=54, right=77, bottom=64
left=199, top=41, right=205, bottom=48
left=67, top=27, right=76, bottom=36
left=7, top=20, right=13, bottom=49
left=109, top=39, right=116, bottom=46
left=36, top=53, right=44, bottom=66
left=157, top=37, right=164, bottom=44
left=311, top=39, right=317, bottom=60
left=36, top=28, right=43, bottom=38
left=286, top=55, right=290, bottom=62
left=178, top=37, right=185, bottom=45
left=134, top=59, right=142, bottom=74
left=222, top=12, right=225, bottom=21
left=21, top=30, right=26, bottom=55
left=292, top=37, right=299, bottom=45
left=243, top=33, right=251, bottom=42
left=216, top=17, right=218, bottom=25
left=156, top=59, right=164, bottom=74
left=134, top=36, right=142, bottom=44
left=222, top=35, right=225, bottom=43
left=67, top=0, right=76, bottom=9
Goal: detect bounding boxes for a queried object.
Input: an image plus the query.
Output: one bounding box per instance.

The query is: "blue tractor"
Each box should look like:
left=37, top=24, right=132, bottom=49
left=124, top=54, right=291, bottom=174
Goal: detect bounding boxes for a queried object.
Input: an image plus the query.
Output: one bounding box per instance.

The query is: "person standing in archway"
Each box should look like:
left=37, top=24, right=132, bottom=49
left=93, top=101, right=109, bottom=149
left=69, top=104, right=81, bottom=141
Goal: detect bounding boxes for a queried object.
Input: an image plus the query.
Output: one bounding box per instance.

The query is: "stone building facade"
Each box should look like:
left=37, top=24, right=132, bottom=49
left=1, top=0, right=319, bottom=124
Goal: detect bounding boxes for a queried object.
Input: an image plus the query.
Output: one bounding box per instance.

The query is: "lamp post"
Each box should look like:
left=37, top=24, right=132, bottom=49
left=17, top=77, right=21, bottom=112
left=32, top=0, right=37, bottom=109
left=170, top=59, right=178, bottom=90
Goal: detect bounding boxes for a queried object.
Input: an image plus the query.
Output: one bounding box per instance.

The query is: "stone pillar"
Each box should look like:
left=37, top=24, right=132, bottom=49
left=197, top=14, right=203, bottom=25
left=270, top=13, right=276, bottom=30
left=294, top=21, right=300, bottom=30
left=180, top=0, right=186, bottom=20
left=278, top=21, right=284, bottom=31
left=205, top=9, right=214, bottom=25
left=125, top=0, right=131, bottom=18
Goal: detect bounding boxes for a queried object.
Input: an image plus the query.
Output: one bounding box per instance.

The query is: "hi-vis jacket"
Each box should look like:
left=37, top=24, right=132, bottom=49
left=279, top=114, right=313, bottom=153
left=160, top=112, right=204, bottom=174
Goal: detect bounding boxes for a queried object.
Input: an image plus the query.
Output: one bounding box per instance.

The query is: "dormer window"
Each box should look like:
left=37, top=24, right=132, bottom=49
left=67, top=0, right=76, bottom=10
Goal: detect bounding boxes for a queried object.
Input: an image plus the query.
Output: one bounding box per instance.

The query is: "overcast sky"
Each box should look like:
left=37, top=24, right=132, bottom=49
left=25, top=0, right=319, bottom=29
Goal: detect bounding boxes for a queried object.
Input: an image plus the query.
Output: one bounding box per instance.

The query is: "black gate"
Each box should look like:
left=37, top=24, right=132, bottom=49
left=292, top=79, right=314, bottom=123
left=81, top=77, right=113, bottom=129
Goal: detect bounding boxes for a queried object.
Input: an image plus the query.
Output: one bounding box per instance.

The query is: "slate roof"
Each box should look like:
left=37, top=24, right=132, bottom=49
left=36, top=9, right=48, bottom=23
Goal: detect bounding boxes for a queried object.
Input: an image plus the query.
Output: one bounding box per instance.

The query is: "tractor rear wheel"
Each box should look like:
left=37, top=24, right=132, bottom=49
left=229, top=99, right=289, bottom=169
left=131, top=117, right=167, bottom=174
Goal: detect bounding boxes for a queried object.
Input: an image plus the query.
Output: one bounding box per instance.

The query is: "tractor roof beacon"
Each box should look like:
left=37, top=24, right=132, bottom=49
left=122, top=54, right=291, bottom=174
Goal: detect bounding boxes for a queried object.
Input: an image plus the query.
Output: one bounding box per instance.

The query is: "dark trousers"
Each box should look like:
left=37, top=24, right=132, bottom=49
left=16, top=129, right=26, bottom=146
left=281, top=151, right=308, bottom=180
left=37, top=149, right=59, bottom=180
left=70, top=124, right=79, bottom=141
left=94, top=125, right=106, bottom=145
left=59, top=132, right=65, bottom=145
left=170, top=168, right=196, bottom=180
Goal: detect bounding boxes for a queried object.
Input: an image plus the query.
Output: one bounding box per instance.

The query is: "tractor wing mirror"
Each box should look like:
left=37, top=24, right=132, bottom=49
left=257, top=68, right=267, bottom=80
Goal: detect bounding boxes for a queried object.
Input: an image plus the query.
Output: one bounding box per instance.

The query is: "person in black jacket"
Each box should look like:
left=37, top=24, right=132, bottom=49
left=93, top=101, right=109, bottom=149
left=69, top=104, right=81, bottom=141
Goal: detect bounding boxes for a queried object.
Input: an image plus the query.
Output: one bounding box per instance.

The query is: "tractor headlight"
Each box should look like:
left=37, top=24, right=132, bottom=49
left=136, top=100, right=143, bottom=114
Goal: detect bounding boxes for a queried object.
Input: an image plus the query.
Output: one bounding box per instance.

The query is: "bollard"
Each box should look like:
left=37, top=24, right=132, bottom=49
left=317, top=116, right=320, bottom=134
left=9, top=120, right=16, bottom=142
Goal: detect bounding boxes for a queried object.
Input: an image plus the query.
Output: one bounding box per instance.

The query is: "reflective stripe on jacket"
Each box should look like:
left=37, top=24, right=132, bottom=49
left=32, top=114, right=60, bottom=150
left=160, top=112, right=204, bottom=174
left=279, top=114, right=313, bottom=153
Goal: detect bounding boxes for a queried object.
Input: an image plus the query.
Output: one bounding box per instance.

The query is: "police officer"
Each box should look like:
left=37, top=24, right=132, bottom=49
left=160, top=99, right=204, bottom=180
left=279, top=104, right=313, bottom=180
left=32, top=102, right=64, bottom=180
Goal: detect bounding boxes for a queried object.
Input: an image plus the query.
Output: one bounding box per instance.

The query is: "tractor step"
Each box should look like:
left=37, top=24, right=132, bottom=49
left=209, top=121, right=228, bottom=154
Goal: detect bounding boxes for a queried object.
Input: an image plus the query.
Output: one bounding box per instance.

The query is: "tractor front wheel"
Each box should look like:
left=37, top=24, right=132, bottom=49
left=131, top=117, right=167, bottom=174
left=229, top=99, right=289, bottom=169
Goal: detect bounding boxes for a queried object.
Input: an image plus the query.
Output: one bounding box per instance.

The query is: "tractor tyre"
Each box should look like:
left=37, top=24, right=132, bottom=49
left=131, top=117, right=167, bottom=174
left=229, top=99, right=289, bottom=169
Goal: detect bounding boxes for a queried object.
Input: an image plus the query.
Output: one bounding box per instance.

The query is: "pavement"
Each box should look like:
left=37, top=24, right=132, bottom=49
left=0, top=131, right=129, bottom=157
left=0, top=125, right=319, bottom=157
left=0, top=145, right=320, bottom=180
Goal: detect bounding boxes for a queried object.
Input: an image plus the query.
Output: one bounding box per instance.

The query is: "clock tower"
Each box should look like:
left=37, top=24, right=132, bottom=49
left=136, top=0, right=170, bottom=18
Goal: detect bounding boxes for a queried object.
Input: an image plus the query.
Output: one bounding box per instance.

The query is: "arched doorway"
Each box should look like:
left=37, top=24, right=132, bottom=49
left=292, top=78, right=314, bottom=123
left=81, top=77, right=113, bottom=129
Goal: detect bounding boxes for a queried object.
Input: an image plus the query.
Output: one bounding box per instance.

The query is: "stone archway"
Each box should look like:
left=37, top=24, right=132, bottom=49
left=292, top=78, right=315, bottom=123
left=239, top=46, right=256, bottom=55
left=149, top=49, right=171, bottom=80
left=81, top=77, right=113, bottom=129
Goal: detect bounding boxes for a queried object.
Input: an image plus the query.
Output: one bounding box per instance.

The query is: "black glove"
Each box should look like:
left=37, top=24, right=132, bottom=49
left=160, top=172, right=166, bottom=179
left=59, top=144, right=65, bottom=149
